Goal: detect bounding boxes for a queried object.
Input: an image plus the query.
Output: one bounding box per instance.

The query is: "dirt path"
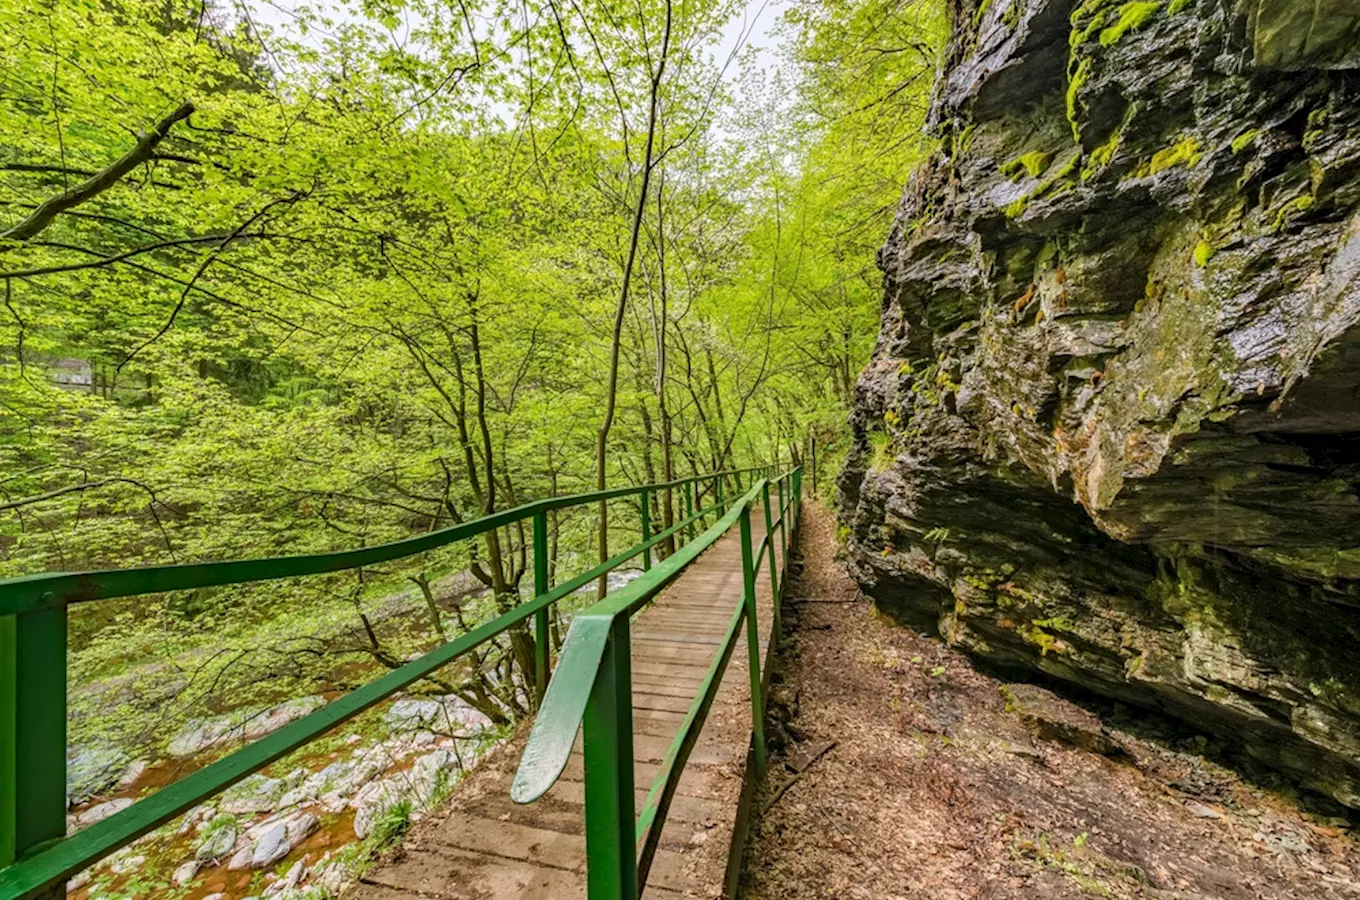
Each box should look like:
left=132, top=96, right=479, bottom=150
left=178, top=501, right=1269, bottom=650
left=740, top=503, right=1360, bottom=900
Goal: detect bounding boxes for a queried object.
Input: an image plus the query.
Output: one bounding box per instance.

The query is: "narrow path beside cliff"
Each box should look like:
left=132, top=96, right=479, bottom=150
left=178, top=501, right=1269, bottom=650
left=739, top=504, right=1360, bottom=900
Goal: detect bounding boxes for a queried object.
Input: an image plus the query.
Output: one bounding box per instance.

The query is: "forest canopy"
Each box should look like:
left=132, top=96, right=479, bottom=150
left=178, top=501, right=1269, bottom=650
left=0, top=0, right=944, bottom=723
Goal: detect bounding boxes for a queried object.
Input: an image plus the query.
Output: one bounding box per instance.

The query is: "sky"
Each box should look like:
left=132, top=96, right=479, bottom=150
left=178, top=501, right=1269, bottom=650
left=246, top=0, right=786, bottom=93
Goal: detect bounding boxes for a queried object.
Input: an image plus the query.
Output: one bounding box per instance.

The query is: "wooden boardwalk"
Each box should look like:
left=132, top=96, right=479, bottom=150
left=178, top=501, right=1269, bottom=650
left=347, top=517, right=775, bottom=900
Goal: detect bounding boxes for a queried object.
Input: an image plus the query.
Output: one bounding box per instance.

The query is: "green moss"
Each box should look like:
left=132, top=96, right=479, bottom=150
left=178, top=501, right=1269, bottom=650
left=958, top=123, right=978, bottom=153
left=1099, top=1, right=1161, bottom=45
left=1135, top=136, right=1201, bottom=176
left=1167, top=0, right=1191, bottom=10
left=1066, top=58, right=1093, bottom=141
left=1032, top=615, right=1077, bottom=632
left=1026, top=625, right=1063, bottom=655
left=869, top=431, right=895, bottom=471
left=1192, top=239, right=1214, bottom=267
left=1230, top=128, right=1259, bottom=155
left=1003, top=154, right=1079, bottom=219
left=1271, top=194, right=1316, bottom=232
left=1001, top=150, right=1056, bottom=181
left=973, top=0, right=994, bottom=27
left=1084, top=131, right=1121, bottom=175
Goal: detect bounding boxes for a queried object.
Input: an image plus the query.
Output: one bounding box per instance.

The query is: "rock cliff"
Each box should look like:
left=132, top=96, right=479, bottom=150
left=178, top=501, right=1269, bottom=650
left=839, top=0, right=1360, bottom=806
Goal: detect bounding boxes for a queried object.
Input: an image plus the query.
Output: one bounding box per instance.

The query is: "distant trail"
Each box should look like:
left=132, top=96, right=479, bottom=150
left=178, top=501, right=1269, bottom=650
left=740, top=504, right=1360, bottom=900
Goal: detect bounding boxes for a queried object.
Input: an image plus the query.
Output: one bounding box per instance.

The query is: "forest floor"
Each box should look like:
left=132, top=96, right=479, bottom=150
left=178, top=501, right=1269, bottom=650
left=739, top=504, right=1360, bottom=900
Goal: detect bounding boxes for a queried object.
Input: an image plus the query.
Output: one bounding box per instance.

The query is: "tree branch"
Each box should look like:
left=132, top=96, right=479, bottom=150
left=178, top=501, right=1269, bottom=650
left=0, top=100, right=195, bottom=242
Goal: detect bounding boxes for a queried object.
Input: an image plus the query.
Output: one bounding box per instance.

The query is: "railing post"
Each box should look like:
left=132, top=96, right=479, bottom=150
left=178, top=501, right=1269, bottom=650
left=777, top=477, right=789, bottom=575
left=582, top=616, right=637, bottom=900
left=640, top=489, right=651, bottom=572
left=533, top=510, right=551, bottom=707
left=1, top=599, right=67, bottom=893
left=716, top=475, right=724, bottom=513
left=761, top=481, right=780, bottom=639
left=685, top=480, right=695, bottom=542
left=738, top=506, right=767, bottom=779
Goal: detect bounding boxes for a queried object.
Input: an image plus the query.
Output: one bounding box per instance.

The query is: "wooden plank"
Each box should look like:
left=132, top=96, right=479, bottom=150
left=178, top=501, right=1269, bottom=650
left=344, top=518, right=779, bottom=900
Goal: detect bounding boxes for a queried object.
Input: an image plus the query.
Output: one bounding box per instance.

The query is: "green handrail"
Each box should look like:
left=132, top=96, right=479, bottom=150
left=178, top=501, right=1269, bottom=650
left=0, top=465, right=770, bottom=900
left=511, top=467, right=803, bottom=899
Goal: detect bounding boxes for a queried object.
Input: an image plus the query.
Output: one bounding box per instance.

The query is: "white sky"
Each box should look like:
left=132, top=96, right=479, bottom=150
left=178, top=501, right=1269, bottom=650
left=247, top=0, right=785, bottom=99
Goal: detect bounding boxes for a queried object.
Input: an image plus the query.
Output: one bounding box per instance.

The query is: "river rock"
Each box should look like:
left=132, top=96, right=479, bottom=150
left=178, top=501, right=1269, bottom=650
left=66, top=746, right=129, bottom=806
left=352, top=779, right=407, bottom=839
left=227, top=845, right=254, bottom=871
left=221, top=774, right=287, bottom=815
left=311, top=861, right=349, bottom=894
left=168, top=696, right=326, bottom=757
left=285, top=811, right=319, bottom=843
left=251, top=822, right=291, bottom=869
left=385, top=698, right=442, bottom=731
left=195, top=816, right=237, bottom=861
left=116, top=759, right=149, bottom=789
left=76, top=797, right=133, bottom=826
left=172, top=859, right=200, bottom=887
left=840, top=0, right=1360, bottom=809
left=411, top=749, right=457, bottom=807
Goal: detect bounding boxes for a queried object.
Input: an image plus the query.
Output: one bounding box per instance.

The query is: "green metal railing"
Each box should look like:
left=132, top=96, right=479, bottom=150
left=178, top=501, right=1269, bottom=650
left=0, top=465, right=778, bottom=900
left=512, top=467, right=802, bottom=899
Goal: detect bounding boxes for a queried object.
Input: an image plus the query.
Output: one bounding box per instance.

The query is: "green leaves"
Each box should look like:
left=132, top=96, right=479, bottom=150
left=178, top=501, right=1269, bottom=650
left=1, top=0, right=944, bottom=705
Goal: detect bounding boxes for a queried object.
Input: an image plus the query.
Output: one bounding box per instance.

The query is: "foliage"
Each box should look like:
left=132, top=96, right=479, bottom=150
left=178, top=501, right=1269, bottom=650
left=0, top=0, right=946, bottom=741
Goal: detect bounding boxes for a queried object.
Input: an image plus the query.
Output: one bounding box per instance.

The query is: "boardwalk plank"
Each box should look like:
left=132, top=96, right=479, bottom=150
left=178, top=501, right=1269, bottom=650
left=344, top=516, right=776, bottom=900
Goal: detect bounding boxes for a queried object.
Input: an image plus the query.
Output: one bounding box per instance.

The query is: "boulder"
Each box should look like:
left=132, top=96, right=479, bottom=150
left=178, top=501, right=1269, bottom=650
left=285, top=811, right=319, bottom=844
left=116, top=760, right=149, bottom=789
left=352, top=780, right=407, bottom=839
left=411, top=749, right=457, bottom=807
left=227, top=845, right=254, bottom=871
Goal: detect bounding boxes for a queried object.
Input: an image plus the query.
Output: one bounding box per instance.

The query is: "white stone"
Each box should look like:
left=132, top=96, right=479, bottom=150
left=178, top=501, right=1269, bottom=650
left=116, top=760, right=149, bottom=789
left=251, top=822, right=292, bottom=869
left=66, top=746, right=129, bottom=806
left=168, top=697, right=326, bottom=757
left=77, top=798, right=133, bottom=827
left=221, top=774, right=286, bottom=815
left=353, top=781, right=408, bottom=839
left=172, top=859, right=200, bottom=887
left=227, top=845, right=254, bottom=871
left=195, top=818, right=237, bottom=861
left=286, top=811, right=319, bottom=843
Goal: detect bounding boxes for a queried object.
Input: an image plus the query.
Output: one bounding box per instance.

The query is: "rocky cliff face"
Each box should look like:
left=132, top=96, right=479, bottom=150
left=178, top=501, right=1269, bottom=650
left=839, top=0, right=1360, bottom=807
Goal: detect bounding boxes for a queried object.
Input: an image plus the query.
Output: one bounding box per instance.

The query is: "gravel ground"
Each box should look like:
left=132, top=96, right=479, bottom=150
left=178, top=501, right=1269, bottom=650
left=740, top=503, right=1360, bottom=900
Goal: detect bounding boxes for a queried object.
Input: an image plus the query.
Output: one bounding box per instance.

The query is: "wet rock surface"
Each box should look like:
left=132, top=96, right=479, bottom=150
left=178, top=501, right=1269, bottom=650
left=840, top=0, right=1360, bottom=808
